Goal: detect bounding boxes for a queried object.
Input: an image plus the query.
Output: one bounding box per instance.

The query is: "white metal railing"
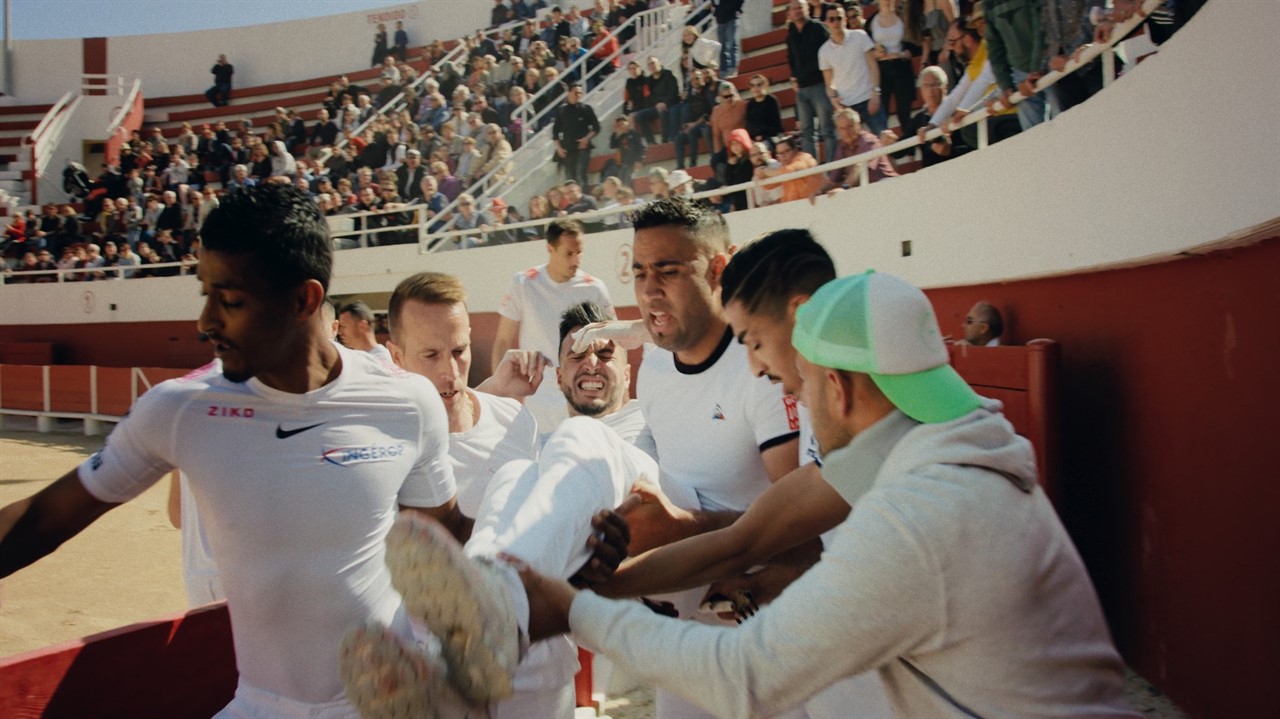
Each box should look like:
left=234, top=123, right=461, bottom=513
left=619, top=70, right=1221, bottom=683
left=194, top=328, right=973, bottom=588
left=424, top=1, right=705, bottom=248
left=0, top=258, right=197, bottom=285
left=80, top=74, right=130, bottom=96
left=24, top=91, right=82, bottom=206
left=107, top=79, right=143, bottom=145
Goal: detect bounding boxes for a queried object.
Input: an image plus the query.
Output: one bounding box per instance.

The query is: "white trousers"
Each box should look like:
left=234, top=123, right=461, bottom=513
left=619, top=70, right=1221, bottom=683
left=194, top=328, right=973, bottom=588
left=465, top=416, right=658, bottom=719
left=466, top=416, right=658, bottom=579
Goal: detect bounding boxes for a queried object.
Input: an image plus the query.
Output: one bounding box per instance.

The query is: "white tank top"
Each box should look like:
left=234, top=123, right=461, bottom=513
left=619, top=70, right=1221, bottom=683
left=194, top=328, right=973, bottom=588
left=874, top=13, right=906, bottom=55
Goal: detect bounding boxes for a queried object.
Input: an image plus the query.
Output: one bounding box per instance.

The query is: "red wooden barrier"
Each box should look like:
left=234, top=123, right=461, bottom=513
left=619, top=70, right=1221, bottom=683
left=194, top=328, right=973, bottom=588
left=46, top=366, right=92, bottom=414
left=0, top=365, right=44, bottom=411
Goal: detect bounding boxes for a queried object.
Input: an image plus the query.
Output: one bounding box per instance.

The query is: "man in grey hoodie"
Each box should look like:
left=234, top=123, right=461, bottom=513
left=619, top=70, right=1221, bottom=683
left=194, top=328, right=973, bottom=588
left=373, top=269, right=1137, bottom=719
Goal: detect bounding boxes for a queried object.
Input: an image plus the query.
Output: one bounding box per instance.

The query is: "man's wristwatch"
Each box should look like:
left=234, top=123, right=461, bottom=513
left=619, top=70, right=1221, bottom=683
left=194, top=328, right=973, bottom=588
left=872, top=86, right=881, bottom=94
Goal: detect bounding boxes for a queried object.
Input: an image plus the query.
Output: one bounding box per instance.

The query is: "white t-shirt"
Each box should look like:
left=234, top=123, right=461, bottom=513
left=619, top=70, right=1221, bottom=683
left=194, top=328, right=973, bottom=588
left=819, top=30, right=877, bottom=106
left=498, top=264, right=616, bottom=433
left=449, top=390, right=533, bottom=517
left=497, top=264, right=616, bottom=362
left=78, top=345, right=456, bottom=704
left=600, top=399, right=657, bottom=460
left=367, top=342, right=394, bottom=365
left=637, top=330, right=800, bottom=514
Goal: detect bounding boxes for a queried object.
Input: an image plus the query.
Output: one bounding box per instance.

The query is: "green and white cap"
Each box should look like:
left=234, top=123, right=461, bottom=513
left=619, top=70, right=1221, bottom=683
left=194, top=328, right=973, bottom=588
left=792, top=270, right=982, bottom=424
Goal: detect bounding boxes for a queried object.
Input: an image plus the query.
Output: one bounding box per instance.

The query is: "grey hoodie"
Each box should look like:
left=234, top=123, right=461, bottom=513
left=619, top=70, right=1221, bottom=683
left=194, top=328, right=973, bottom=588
left=572, top=400, right=1136, bottom=719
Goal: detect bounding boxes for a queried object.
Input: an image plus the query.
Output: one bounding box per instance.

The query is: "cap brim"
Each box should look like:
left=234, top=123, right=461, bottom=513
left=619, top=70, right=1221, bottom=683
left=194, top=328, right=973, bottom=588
left=870, top=364, right=983, bottom=424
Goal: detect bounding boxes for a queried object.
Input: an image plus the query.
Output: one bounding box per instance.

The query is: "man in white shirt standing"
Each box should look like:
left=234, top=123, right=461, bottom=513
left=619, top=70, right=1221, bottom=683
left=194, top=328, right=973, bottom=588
left=818, top=2, right=887, bottom=136
left=337, top=300, right=394, bottom=364
left=492, top=218, right=614, bottom=433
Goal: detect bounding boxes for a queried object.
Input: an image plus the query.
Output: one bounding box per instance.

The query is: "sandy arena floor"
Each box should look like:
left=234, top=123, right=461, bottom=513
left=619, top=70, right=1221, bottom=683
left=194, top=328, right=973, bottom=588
left=0, top=421, right=1184, bottom=718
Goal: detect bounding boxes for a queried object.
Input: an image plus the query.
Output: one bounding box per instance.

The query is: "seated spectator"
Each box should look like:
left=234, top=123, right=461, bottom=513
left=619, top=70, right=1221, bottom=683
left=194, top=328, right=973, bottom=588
left=560, top=179, right=598, bottom=218
left=311, top=109, right=341, bottom=147
left=246, top=145, right=270, bottom=180
left=666, top=169, right=696, bottom=197
left=674, top=69, right=715, bottom=170
left=813, top=108, right=899, bottom=200
left=598, top=115, right=644, bottom=186
left=525, top=194, right=553, bottom=239
left=755, top=135, right=823, bottom=204
left=274, top=136, right=301, bottom=176
left=710, top=80, right=749, bottom=182
left=646, top=166, right=671, bottom=200
left=587, top=19, right=620, bottom=89
left=152, top=230, right=181, bottom=276
left=428, top=160, right=461, bottom=202
left=491, top=0, right=512, bottom=28
left=454, top=136, right=483, bottom=186
left=29, top=248, right=57, bottom=281
left=114, top=243, right=139, bottom=278
left=959, top=301, right=1005, bottom=346
left=744, top=74, right=784, bottom=143
left=479, top=198, right=523, bottom=245
left=721, top=128, right=755, bottom=211
left=902, top=65, right=955, bottom=166
left=54, top=246, right=78, bottom=280
left=632, top=55, right=680, bottom=145
left=622, top=60, right=648, bottom=118
left=226, top=164, right=256, bottom=191
left=544, top=184, right=566, bottom=213
left=477, top=123, right=514, bottom=186
left=435, top=193, right=483, bottom=252
left=7, top=251, right=39, bottom=283
left=4, top=212, right=28, bottom=256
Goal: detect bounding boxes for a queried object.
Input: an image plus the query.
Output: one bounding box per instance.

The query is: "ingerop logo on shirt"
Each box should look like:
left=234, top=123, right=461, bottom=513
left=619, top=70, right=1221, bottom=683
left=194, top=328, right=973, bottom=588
left=321, top=443, right=407, bottom=467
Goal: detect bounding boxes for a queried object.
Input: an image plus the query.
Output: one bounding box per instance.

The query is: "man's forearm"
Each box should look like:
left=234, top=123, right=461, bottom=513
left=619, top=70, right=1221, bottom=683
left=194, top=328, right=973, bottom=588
left=0, top=477, right=116, bottom=578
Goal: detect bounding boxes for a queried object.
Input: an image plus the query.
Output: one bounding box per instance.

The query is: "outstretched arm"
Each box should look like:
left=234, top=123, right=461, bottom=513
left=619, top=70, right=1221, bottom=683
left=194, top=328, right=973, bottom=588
left=599, top=463, right=848, bottom=598
left=0, top=469, right=120, bottom=578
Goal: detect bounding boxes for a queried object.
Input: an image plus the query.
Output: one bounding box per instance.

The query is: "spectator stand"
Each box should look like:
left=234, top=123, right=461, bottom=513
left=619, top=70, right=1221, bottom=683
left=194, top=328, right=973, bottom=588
left=346, top=0, right=1159, bottom=256
left=327, top=12, right=533, bottom=162
left=427, top=1, right=708, bottom=246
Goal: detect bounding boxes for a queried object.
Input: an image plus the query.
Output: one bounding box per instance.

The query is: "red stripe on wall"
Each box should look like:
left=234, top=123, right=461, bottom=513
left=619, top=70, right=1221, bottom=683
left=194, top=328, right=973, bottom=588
left=83, top=37, right=107, bottom=96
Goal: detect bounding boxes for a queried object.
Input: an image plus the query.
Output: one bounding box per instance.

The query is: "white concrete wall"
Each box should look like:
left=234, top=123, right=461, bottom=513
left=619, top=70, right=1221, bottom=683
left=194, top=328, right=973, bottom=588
left=2, top=0, right=1276, bottom=326
left=3, top=1, right=492, bottom=104
left=4, top=38, right=82, bottom=103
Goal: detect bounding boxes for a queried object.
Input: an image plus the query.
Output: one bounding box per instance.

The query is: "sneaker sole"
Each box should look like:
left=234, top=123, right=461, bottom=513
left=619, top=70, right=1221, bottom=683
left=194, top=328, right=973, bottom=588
left=339, top=621, right=484, bottom=719
left=385, top=513, right=519, bottom=706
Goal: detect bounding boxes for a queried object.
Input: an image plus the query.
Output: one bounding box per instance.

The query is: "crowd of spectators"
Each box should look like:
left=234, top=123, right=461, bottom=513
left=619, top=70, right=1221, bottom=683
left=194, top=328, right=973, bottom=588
left=1, top=0, right=1195, bottom=275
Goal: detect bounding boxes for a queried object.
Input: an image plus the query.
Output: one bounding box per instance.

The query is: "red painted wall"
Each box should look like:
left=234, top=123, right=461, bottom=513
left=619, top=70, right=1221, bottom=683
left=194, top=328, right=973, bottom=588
left=0, top=241, right=1275, bottom=717
left=926, top=237, right=1280, bottom=719
left=82, top=38, right=107, bottom=96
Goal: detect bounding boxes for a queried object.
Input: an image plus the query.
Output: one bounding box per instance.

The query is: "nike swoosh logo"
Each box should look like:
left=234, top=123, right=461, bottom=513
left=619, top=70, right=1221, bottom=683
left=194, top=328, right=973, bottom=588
left=276, top=422, right=324, bottom=439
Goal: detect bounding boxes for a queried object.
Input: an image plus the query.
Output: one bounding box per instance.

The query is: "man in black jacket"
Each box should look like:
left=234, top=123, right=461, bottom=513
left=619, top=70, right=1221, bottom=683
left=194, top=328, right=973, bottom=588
left=786, top=0, right=836, bottom=161
left=632, top=55, right=680, bottom=146
left=205, top=55, right=233, bottom=107
left=552, top=83, right=599, bottom=187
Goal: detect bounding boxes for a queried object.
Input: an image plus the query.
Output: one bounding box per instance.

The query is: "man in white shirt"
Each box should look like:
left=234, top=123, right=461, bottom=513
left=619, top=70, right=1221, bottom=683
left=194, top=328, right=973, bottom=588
left=492, top=218, right=615, bottom=432
left=818, top=3, right=886, bottom=136
left=0, top=185, right=461, bottom=719
left=337, top=300, right=394, bottom=364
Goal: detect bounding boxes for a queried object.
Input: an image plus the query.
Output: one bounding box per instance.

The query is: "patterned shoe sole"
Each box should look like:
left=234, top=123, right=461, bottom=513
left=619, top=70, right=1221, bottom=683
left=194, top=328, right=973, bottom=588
left=385, top=512, right=519, bottom=706
left=339, top=621, right=488, bottom=719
